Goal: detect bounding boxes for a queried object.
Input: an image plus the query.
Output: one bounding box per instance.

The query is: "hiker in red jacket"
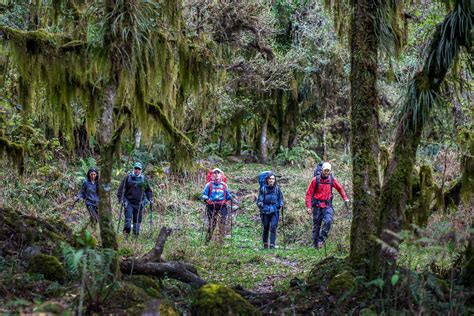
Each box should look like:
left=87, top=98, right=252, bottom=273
left=305, top=162, right=349, bottom=248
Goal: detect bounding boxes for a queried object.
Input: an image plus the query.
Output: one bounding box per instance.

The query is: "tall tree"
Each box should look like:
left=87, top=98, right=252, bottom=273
left=0, top=0, right=216, bottom=272
left=377, top=0, right=473, bottom=270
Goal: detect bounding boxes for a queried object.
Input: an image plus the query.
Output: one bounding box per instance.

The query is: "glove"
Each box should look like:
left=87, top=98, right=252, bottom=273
left=149, top=199, right=154, bottom=204
left=257, top=202, right=263, bottom=208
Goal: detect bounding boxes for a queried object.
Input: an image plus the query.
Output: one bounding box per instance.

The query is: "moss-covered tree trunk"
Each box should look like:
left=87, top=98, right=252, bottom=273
left=235, top=113, right=242, bottom=156
left=348, top=0, right=381, bottom=274
left=260, top=110, right=269, bottom=162
left=97, top=82, right=120, bottom=277
left=281, top=92, right=298, bottom=149
left=377, top=0, right=472, bottom=270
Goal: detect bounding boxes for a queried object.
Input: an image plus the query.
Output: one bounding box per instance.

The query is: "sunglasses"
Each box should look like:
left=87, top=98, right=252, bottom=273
left=134, top=167, right=142, bottom=170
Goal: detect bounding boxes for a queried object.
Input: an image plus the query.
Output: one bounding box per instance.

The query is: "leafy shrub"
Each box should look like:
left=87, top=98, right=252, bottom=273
left=275, top=146, right=320, bottom=166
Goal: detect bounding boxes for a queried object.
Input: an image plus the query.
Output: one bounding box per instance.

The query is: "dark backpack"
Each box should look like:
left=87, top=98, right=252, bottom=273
left=258, top=171, right=281, bottom=202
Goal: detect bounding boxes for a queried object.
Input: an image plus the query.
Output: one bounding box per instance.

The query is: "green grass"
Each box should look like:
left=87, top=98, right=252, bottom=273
left=113, top=162, right=353, bottom=292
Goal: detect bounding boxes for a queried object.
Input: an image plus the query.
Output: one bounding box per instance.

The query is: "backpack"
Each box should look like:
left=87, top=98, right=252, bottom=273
left=206, top=170, right=228, bottom=201
left=258, top=171, right=281, bottom=201
left=313, top=161, right=324, bottom=178
left=258, top=171, right=273, bottom=191
left=206, top=170, right=227, bottom=183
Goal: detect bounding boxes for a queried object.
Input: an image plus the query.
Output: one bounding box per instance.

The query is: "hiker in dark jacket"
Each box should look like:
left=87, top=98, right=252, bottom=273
left=257, top=173, right=284, bottom=249
left=305, top=162, right=349, bottom=249
left=117, top=162, right=153, bottom=237
left=201, top=168, right=232, bottom=243
left=76, top=168, right=100, bottom=225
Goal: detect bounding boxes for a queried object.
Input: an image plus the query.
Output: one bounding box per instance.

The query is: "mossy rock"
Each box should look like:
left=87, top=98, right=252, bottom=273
left=34, top=301, right=66, bottom=314
left=191, top=284, right=261, bottom=316
left=327, top=270, right=355, bottom=295
left=142, top=299, right=179, bottom=315
left=306, top=257, right=347, bottom=289
left=126, top=275, right=162, bottom=299
left=27, top=254, right=65, bottom=283
left=108, top=282, right=148, bottom=312
left=359, top=307, right=377, bottom=316
left=0, top=208, right=72, bottom=257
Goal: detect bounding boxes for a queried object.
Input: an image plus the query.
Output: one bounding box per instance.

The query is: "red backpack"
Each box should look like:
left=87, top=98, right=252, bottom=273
left=206, top=170, right=227, bottom=183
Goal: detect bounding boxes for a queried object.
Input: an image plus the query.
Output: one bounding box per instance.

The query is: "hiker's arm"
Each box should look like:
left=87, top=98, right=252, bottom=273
left=145, top=181, right=153, bottom=202
left=333, top=178, right=349, bottom=202
left=256, top=189, right=264, bottom=208
left=305, top=178, right=316, bottom=209
left=76, top=181, right=86, bottom=201
left=201, top=184, right=210, bottom=201
left=117, top=177, right=126, bottom=202
left=277, top=189, right=284, bottom=209
left=225, top=187, right=232, bottom=201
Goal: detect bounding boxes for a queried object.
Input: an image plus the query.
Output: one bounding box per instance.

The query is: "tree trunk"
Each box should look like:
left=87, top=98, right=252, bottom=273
left=235, top=113, right=242, bottom=156
left=348, top=0, right=381, bottom=274
left=281, top=92, right=298, bottom=149
left=97, top=82, right=120, bottom=277
left=259, top=111, right=269, bottom=162
left=377, top=0, right=472, bottom=271
left=322, top=105, right=328, bottom=160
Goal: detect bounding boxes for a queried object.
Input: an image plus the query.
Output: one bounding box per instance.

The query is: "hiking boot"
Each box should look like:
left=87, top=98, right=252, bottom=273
left=263, top=243, right=269, bottom=249
left=317, top=241, right=325, bottom=249
left=269, top=244, right=275, bottom=249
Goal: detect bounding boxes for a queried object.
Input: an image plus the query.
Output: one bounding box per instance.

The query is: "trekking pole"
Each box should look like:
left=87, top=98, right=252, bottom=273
left=148, top=201, right=153, bottom=238
left=230, top=197, right=234, bottom=241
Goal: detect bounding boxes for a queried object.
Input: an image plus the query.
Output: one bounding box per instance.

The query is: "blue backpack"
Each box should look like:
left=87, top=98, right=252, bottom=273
left=258, top=171, right=273, bottom=191
left=313, top=161, right=324, bottom=178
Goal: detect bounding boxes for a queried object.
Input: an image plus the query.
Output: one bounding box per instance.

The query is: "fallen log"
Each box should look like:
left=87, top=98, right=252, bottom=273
left=120, top=226, right=206, bottom=288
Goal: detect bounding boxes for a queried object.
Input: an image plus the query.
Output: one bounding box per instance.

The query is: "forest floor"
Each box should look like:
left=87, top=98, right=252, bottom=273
left=111, top=161, right=353, bottom=294
left=2, top=158, right=471, bottom=314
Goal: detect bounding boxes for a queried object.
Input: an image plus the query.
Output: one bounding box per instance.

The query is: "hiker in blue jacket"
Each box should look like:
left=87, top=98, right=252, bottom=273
left=257, top=172, right=284, bottom=249
left=75, top=167, right=100, bottom=226
left=201, top=168, right=232, bottom=243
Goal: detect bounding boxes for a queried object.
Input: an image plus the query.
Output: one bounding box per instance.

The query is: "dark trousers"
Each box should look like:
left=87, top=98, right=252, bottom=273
left=312, top=206, right=333, bottom=245
left=261, top=211, right=279, bottom=246
left=86, top=204, right=99, bottom=225
left=124, top=203, right=144, bottom=236
left=206, top=203, right=227, bottom=242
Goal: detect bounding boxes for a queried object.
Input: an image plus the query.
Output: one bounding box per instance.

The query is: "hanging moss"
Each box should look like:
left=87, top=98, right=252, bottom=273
left=459, top=129, right=474, bottom=204
left=0, top=137, right=25, bottom=174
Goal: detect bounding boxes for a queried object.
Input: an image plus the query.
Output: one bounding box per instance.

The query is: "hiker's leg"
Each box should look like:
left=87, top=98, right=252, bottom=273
left=269, top=211, right=279, bottom=247
left=261, top=213, right=270, bottom=247
left=312, top=207, right=324, bottom=246
left=320, top=206, right=334, bottom=242
left=86, top=204, right=99, bottom=226
left=133, top=205, right=143, bottom=236
left=218, top=204, right=228, bottom=239
left=123, top=203, right=133, bottom=234
left=206, top=205, right=218, bottom=242
left=132, top=206, right=139, bottom=236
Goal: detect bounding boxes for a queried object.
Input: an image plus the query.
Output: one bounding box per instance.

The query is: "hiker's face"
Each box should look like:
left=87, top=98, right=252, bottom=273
left=134, top=167, right=142, bottom=176
left=213, top=172, right=221, bottom=181
left=267, top=175, right=276, bottom=186
left=89, top=172, right=97, bottom=181
left=322, top=169, right=330, bottom=177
